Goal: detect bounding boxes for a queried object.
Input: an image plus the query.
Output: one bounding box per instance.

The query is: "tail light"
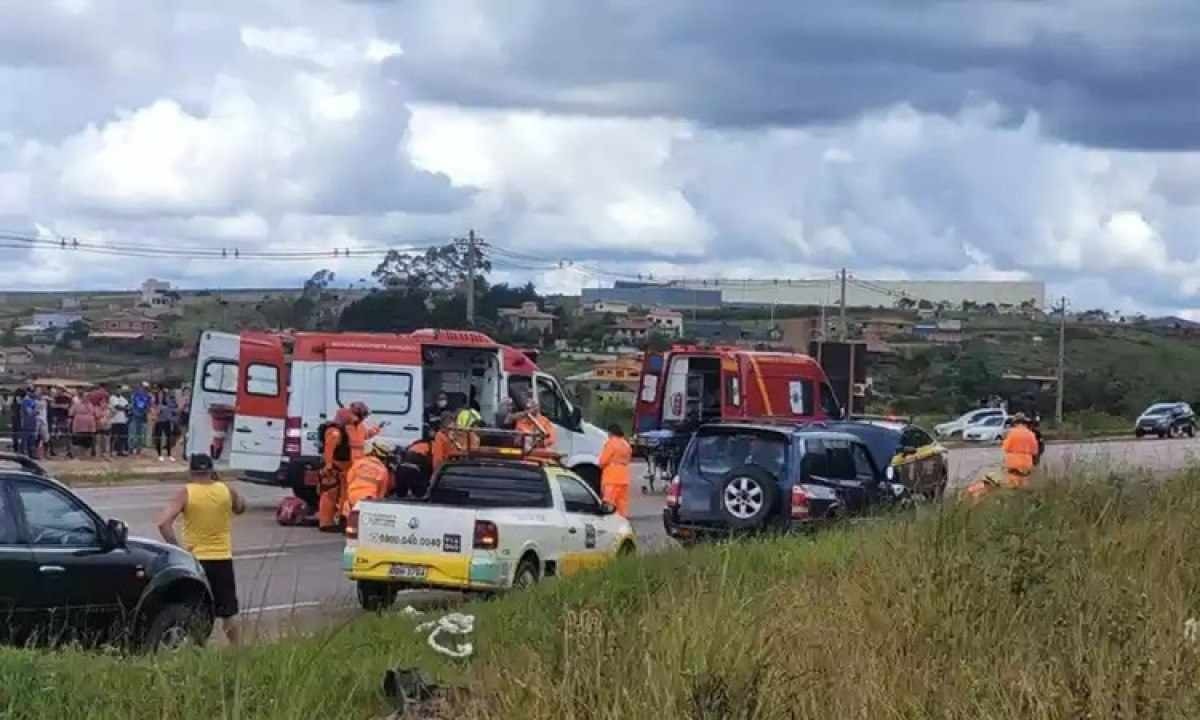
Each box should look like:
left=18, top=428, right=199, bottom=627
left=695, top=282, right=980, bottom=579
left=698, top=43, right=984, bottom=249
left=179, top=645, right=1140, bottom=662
left=665, top=476, right=682, bottom=508
left=473, top=520, right=499, bottom=550
left=346, top=510, right=360, bottom=539
left=790, top=485, right=810, bottom=520
left=284, top=417, right=302, bottom=456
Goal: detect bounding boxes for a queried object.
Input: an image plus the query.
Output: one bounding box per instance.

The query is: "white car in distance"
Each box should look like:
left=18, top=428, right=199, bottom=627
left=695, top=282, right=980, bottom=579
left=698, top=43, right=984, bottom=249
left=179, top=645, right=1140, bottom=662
left=934, top=408, right=1006, bottom=438
left=961, top=414, right=1013, bottom=443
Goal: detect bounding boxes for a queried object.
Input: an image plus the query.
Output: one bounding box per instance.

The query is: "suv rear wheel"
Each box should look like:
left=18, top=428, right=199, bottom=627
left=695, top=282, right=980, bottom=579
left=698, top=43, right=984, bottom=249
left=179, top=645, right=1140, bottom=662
left=358, top=581, right=397, bottom=612
left=718, top=466, right=780, bottom=530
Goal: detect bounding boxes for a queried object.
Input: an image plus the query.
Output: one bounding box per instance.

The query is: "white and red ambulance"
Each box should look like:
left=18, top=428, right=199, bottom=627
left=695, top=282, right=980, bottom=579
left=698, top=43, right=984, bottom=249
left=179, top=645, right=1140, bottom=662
left=186, top=329, right=607, bottom=503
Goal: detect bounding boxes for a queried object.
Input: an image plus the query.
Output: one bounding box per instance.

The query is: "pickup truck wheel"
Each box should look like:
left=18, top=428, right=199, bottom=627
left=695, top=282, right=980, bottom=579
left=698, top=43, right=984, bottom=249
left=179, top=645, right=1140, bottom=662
left=140, top=602, right=211, bottom=653
left=1188, top=425, right=1196, bottom=438
left=358, top=581, right=396, bottom=612
left=1135, top=429, right=1145, bottom=438
left=718, top=466, right=780, bottom=530
left=512, top=558, right=540, bottom=590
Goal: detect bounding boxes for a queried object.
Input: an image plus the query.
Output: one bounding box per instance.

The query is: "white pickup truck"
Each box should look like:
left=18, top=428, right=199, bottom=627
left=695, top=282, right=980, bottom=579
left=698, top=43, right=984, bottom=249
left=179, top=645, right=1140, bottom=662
left=344, top=458, right=636, bottom=609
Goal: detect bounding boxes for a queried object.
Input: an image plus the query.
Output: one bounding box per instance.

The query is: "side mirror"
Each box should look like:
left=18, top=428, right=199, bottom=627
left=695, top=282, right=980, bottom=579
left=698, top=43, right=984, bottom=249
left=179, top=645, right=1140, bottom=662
left=598, top=501, right=617, bottom=516
left=569, top=405, right=583, bottom=430
left=107, top=518, right=128, bottom=549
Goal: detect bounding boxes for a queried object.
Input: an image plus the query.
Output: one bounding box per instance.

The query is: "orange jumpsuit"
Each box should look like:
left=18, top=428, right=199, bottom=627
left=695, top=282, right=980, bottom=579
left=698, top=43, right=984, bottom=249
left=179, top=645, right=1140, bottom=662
left=342, top=456, right=392, bottom=517
left=516, top=414, right=557, bottom=450
left=318, top=425, right=352, bottom=528
left=431, top=429, right=479, bottom=473
left=598, top=436, right=633, bottom=517
left=1002, top=424, right=1039, bottom=489
left=345, top=421, right=380, bottom=461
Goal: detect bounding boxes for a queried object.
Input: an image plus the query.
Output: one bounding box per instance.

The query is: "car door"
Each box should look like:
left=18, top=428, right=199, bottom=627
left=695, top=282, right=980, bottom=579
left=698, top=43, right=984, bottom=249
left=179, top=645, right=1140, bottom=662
left=554, top=471, right=610, bottom=575
left=230, top=332, right=287, bottom=473
left=535, top=373, right=579, bottom=457
left=0, top=477, right=38, bottom=645
left=804, top=438, right=875, bottom=514
left=894, top=426, right=945, bottom=497
left=14, top=479, right=147, bottom=644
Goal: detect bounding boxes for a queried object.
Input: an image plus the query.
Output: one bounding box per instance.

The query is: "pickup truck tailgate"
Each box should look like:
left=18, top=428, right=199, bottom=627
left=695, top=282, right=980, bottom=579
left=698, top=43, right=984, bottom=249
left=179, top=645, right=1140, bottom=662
left=353, top=502, right=478, bottom=586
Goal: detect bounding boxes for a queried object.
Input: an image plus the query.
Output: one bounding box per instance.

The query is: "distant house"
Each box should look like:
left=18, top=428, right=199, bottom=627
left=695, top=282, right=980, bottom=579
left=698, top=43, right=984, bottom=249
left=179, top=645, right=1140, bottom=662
left=861, top=317, right=914, bottom=338
left=498, top=301, right=557, bottom=338
left=565, top=356, right=643, bottom=405
left=645, top=307, right=684, bottom=337
left=913, top=319, right=964, bottom=344
left=30, top=310, right=83, bottom=331
left=1142, top=316, right=1200, bottom=335
left=610, top=318, right=652, bottom=343
left=140, top=278, right=181, bottom=317
left=584, top=300, right=631, bottom=317
left=98, top=312, right=162, bottom=337
left=0, top=347, right=35, bottom=373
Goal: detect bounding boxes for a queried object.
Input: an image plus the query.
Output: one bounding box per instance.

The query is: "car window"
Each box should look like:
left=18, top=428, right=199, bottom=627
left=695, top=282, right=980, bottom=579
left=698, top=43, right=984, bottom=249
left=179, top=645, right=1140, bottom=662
left=851, top=444, right=876, bottom=480
left=980, top=416, right=1003, bottom=427
left=16, top=482, right=100, bottom=547
left=337, top=370, right=413, bottom=416
left=804, top=439, right=856, bottom=481
left=536, top=376, right=567, bottom=425
left=693, top=430, right=788, bottom=479
left=202, top=360, right=238, bottom=394
left=0, top=485, right=19, bottom=544
left=901, top=427, right=933, bottom=448
left=559, top=474, right=601, bottom=514
left=430, top=465, right=552, bottom=509
left=820, top=383, right=841, bottom=418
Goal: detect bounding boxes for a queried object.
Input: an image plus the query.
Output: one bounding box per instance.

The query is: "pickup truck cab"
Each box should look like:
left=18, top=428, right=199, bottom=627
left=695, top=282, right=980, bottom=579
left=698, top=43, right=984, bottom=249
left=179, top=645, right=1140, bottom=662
left=345, top=458, right=636, bottom=609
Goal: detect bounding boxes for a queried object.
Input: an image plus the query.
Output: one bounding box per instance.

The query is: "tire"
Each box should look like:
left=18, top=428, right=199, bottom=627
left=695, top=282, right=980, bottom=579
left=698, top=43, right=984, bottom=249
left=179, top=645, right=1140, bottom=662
left=573, top=464, right=602, bottom=497
left=512, top=557, right=540, bottom=590
left=357, top=581, right=396, bottom=612
left=1135, top=429, right=1145, bottom=439
left=140, top=602, right=212, bottom=653
left=717, top=465, right=780, bottom=530
left=617, top=541, right=636, bottom=557
left=292, top=484, right=318, bottom=507
left=1158, top=431, right=1168, bottom=440
left=1188, top=425, right=1196, bottom=438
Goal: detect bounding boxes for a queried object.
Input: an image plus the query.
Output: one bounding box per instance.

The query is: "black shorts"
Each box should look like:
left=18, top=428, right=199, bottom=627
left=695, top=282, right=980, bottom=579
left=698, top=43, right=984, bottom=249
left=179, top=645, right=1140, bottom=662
left=199, top=559, right=239, bottom=619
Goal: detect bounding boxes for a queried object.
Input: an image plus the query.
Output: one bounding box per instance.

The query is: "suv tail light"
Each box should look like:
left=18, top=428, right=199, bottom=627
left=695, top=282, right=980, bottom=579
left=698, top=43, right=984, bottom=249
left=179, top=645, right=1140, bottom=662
left=790, top=485, right=810, bottom=520
left=284, top=417, right=303, bottom=457
left=665, top=476, right=681, bottom=508
left=474, top=520, right=499, bottom=550
left=346, top=510, right=360, bottom=539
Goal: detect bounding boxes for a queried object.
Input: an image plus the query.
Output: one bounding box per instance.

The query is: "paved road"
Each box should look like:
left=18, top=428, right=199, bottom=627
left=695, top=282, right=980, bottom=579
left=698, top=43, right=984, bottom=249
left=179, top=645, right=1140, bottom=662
left=79, top=436, right=1200, bottom=621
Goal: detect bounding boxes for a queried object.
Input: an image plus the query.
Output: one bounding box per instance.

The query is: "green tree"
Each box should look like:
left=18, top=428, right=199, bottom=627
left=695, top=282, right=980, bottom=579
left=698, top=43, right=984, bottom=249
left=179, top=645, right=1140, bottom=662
left=372, top=242, right=491, bottom=292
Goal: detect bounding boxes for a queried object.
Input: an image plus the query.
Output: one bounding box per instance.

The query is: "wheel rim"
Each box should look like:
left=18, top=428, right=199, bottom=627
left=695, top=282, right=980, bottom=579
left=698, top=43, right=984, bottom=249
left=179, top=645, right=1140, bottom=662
left=515, top=567, right=535, bottom=588
left=723, top=476, right=764, bottom=519
left=158, top=624, right=191, bottom=651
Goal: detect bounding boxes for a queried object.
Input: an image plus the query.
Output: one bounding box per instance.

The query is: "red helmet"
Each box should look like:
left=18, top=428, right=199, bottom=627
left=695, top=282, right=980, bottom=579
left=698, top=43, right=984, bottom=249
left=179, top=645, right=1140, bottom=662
left=349, top=401, right=370, bottom=419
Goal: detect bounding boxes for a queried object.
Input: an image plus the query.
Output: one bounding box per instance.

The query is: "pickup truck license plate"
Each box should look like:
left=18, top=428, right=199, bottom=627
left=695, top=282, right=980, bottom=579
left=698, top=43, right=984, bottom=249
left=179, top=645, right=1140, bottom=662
left=389, top=564, right=427, bottom=580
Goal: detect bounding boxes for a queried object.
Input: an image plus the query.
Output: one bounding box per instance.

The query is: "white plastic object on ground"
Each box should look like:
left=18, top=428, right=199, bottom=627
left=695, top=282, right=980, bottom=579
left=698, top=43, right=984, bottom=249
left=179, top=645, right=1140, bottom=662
left=401, top=606, right=423, bottom=617
left=415, top=612, right=475, bottom=658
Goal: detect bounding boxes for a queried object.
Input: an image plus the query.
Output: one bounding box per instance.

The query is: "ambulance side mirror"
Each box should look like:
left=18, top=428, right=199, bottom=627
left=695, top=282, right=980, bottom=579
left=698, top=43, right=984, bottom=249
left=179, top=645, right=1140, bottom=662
left=568, top=405, right=583, bottom=432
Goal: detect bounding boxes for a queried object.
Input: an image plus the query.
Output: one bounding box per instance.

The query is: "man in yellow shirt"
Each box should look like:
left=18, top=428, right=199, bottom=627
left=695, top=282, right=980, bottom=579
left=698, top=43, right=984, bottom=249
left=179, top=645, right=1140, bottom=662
left=156, top=455, right=247, bottom=645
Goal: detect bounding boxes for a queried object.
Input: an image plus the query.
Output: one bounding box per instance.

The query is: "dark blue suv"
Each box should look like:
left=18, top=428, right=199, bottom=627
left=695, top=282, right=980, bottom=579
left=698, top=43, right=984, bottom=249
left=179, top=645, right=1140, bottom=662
left=663, top=423, right=909, bottom=542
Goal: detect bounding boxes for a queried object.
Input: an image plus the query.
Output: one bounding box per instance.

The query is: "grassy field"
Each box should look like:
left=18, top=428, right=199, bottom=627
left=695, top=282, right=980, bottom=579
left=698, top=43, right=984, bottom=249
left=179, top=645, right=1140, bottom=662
left=5, top=469, right=1200, bottom=718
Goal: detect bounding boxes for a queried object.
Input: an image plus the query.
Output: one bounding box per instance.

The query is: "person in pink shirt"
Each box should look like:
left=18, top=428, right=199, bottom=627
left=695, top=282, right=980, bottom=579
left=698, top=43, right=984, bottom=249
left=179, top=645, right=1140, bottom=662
left=68, top=392, right=97, bottom=458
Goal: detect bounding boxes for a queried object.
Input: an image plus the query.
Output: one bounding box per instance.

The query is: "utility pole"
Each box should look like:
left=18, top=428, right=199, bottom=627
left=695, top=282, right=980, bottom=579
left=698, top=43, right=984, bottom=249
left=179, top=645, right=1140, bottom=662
left=1056, top=296, right=1067, bottom=426
left=463, top=229, right=479, bottom=327
left=839, top=268, right=848, bottom=341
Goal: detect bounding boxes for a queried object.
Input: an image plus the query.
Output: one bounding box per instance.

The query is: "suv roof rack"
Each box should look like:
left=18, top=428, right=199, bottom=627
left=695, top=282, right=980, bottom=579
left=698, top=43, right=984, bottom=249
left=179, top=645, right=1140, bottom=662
left=0, top=452, right=48, bottom=477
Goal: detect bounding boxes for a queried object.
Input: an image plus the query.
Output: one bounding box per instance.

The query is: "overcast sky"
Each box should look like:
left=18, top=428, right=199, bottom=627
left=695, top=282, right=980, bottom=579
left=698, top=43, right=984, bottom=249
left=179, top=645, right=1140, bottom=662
left=2, top=0, right=1199, bottom=316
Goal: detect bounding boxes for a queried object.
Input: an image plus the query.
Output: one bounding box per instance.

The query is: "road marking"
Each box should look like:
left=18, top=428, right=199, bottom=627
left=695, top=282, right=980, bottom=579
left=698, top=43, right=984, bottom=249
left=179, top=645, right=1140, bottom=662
left=242, top=600, right=323, bottom=614
left=237, top=551, right=290, bottom=560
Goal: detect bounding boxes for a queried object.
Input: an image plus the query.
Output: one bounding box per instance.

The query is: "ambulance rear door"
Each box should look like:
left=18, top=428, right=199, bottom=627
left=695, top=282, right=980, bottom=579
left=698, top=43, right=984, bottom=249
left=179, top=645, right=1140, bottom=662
left=634, top=352, right=665, bottom=432
left=229, top=332, right=287, bottom=473
left=186, top=331, right=241, bottom=469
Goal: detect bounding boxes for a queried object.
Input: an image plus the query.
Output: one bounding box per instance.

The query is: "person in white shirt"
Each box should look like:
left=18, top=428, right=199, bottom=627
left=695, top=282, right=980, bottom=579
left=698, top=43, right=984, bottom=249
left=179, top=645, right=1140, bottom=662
left=109, top=389, right=131, bottom=457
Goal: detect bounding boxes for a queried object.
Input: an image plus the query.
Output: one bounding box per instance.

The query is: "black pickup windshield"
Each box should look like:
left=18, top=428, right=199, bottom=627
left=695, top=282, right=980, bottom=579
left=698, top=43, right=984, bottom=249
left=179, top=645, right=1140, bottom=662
left=428, top=464, right=553, bottom=509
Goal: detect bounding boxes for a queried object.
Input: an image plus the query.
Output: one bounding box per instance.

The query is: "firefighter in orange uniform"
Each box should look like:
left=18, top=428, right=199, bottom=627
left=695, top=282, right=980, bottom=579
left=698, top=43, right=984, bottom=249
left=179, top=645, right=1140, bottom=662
left=431, top=410, right=482, bottom=473
left=346, top=401, right=382, bottom=461
left=598, top=424, right=632, bottom=517
left=514, top=399, right=556, bottom=451
left=342, top=439, right=396, bottom=519
left=318, top=408, right=355, bottom=532
left=1002, top=413, right=1039, bottom=489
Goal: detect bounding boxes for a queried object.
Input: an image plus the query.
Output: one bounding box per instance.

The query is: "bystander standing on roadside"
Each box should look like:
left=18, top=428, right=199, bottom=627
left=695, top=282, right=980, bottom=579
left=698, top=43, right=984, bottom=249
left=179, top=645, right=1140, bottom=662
left=156, top=455, right=245, bottom=645
left=109, top=388, right=130, bottom=457
left=154, top=386, right=179, bottom=462
left=50, top=387, right=71, bottom=445
left=35, top=392, right=49, bottom=459
left=129, top=382, right=152, bottom=456
left=20, top=387, right=39, bottom=459
left=68, top=391, right=97, bottom=459
left=93, top=389, right=113, bottom=459
left=176, top=384, right=191, bottom=458
left=8, top=389, right=24, bottom=455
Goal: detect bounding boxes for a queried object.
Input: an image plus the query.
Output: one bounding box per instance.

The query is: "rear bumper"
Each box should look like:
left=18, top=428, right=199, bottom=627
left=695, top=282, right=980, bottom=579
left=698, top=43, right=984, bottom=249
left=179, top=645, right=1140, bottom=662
left=239, top=457, right=322, bottom=487
left=346, top=546, right=513, bottom=591
left=663, top=509, right=807, bottom=541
